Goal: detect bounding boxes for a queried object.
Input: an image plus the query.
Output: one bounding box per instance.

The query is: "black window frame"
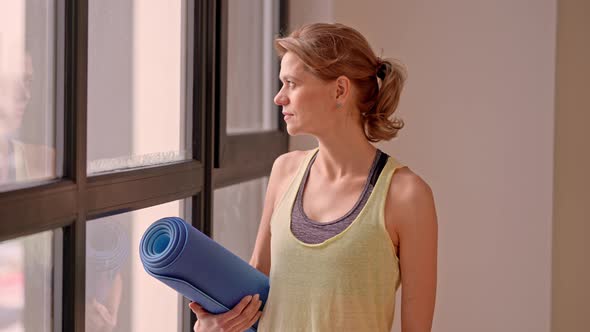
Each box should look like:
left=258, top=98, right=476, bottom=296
left=213, top=0, right=290, bottom=188
left=0, top=0, right=289, bottom=331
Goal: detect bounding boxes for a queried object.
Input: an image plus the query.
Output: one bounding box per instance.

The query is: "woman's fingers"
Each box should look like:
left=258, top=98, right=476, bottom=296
left=233, top=306, right=263, bottom=332
left=189, top=302, right=209, bottom=319
left=92, top=299, right=114, bottom=324
left=87, top=304, right=106, bottom=331
left=241, top=295, right=261, bottom=321
left=226, top=294, right=262, bottom=331
left=245, top=310, right=263, bottom=330
left=218, top=295, right=253, bottom=323
left=188, top=295, right=263, bottom=332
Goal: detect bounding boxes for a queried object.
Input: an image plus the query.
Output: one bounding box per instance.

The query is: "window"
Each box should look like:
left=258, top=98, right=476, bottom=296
left=87, top=0, right=191, bottom=175
left=213, top=177, right=268, bottom=261
left=0, top=230, right=58, bottom=331
left=0, top=0, right=287, bottom=331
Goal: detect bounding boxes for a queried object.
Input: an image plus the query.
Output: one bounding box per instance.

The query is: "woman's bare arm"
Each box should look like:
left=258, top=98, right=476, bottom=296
left=249, top=151, right=302, bottom=276
left=387, top=169, right=438, bottom=331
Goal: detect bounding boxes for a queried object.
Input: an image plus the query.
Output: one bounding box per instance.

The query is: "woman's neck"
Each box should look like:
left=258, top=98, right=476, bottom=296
left=314, top=127, right=378, bottom=181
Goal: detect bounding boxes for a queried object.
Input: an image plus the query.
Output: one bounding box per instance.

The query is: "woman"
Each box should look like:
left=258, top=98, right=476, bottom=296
left=190, top=22, right=438, bottom=332
left=0, top=53, right=55, bottom=187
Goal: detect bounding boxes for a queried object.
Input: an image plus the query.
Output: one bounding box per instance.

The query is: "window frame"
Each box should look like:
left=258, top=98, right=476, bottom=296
left=213, top=0, right=289, bottom=188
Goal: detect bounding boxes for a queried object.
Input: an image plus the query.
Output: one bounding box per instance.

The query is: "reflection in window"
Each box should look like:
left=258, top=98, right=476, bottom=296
left=86, top=216, right=128, bottom=332
left=0, top=230, right=57, bottom=332
left=0, top=1, right=57, bottom=191
left=213, top=177, right=268, bottom=261
left=86, top=199, right=188, bottom=332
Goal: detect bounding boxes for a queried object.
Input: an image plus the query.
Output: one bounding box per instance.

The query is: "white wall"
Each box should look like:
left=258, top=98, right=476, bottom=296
left=289, top=1, right=556, bottom=331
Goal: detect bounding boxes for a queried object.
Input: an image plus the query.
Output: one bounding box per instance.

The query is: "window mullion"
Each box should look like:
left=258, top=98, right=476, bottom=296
left=62, top=0, right=88, bottom=330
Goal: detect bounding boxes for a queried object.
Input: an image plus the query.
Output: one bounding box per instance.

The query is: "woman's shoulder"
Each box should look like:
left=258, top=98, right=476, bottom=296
left=267, top=149, right=315, bottom=211
left=388, top=166, right=434, bottom=205
left=272, top=148, right=316, bottom=177
left=11, top=139, right=56, bottom=179
left=384, top=165, right=437, bottom=246
left=385, top=165, right=436, bottom=227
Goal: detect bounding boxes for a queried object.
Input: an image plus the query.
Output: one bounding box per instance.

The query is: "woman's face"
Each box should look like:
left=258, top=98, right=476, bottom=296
left=274, top=52, right=338, bottom=136
left=0, top=56, right=32, bottom=137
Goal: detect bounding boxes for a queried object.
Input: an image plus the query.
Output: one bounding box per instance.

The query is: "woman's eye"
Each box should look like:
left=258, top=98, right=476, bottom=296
left=280, top=80, right=295, bottom=88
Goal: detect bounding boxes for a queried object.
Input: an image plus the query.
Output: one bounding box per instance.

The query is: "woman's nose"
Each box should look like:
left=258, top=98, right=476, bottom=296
left=274, top=92, right=288, bottom=106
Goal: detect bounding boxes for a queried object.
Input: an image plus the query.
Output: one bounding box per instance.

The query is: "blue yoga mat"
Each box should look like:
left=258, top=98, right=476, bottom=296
left=139, top=217, right=269, bottom=331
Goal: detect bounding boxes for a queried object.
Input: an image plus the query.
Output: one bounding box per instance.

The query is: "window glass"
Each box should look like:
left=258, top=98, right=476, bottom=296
left=87, top=1, right=190, bottom=175
left=226, top=0, right=280, bottom=134
left=0, top=230, right=58, bottom=332
left=213, top=177, right=268, bottom=261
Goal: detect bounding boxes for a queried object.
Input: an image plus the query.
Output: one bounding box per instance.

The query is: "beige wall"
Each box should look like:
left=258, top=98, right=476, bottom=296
left=287, top=0, right=332, bottom=151
left=289, top=1, right=560, bottom=331
left=551, top=0, right=590, bottom=331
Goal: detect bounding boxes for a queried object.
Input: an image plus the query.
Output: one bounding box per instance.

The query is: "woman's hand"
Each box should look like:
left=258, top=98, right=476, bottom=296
left=86, top=298, right=117, bottom=332
left=189, top=294, right=262, bottom=332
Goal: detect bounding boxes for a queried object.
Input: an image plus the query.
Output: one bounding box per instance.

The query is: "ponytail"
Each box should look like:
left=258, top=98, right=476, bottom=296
left=362, top=58, right=406, bottom=142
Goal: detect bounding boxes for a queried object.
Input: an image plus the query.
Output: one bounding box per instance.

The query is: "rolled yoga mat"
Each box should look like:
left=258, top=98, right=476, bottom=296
left=139, top=217, right=269, bottom=331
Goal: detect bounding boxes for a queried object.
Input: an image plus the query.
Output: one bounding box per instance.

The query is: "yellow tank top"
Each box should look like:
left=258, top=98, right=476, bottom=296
left=257, top=147, right=404, bottom=332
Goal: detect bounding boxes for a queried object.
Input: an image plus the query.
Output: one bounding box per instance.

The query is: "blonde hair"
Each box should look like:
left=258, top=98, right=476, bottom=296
left=274, top=23, right=406, bottom=142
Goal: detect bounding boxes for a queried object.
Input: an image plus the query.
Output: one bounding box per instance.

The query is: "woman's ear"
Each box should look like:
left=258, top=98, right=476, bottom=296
left=335, top=75, right=350, bottom=106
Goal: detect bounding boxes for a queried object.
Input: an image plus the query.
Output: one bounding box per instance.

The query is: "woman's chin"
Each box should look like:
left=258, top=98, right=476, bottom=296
left=286, top=126, right=302, bottom=136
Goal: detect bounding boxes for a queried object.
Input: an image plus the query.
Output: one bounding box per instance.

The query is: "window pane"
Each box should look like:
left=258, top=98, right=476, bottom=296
left=0, top=230, right=58, bottom=332
left=87, top=1, right=191, bottom=175
left=226, top=0, right=279, bottom=134
left=213, top=177, right=268, bottom=261
left=0, top=1, right=58, bottom=191
left=86, top=199, right=189, bottom=332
